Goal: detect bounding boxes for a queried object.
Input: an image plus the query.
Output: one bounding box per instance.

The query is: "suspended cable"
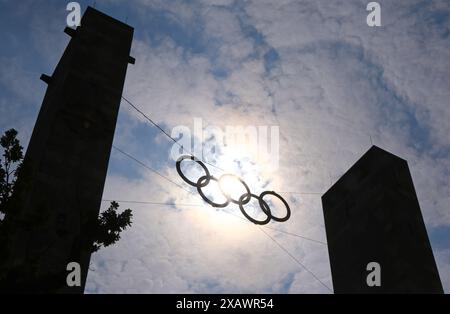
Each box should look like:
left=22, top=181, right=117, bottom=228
left=101, top=199, right=203, bottom=207
left=102, top=197, right=326, bottom=245
left=112, top=145, right=191, bottom=194
left=121, top=95, right=226, bottom=173
left=121, top=96, right=180, bottom=147
left=259, top=227, right=333, bottom=293
left=222, top=205, right=331, bottom=290
left=108, top=144, right=332, bottom=291
left=121, top=96, right=326, bottom=200
left=109, top=145, right=327, bottom=246
left=279, top=191, right=323, bottom=195
left=222, top=207, right=327, bottom=245
left=263, top=225, right=327, bottom=245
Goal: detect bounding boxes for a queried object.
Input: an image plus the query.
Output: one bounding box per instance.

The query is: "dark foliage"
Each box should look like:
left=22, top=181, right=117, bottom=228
left=0, top=129, right=133, bottom=252
left=0, top=129, right=24, bottom=217
left=91, top=201, right=133, bottom=252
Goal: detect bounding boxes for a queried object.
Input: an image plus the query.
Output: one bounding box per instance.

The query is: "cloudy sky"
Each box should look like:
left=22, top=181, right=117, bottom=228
left=0, top=0, right=449, bottom=293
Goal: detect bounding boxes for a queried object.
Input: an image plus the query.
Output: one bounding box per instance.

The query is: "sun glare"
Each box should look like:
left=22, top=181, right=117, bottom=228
left=177, top=135, right=284, bottom=237
left=218, top=174, right=248, bottom=201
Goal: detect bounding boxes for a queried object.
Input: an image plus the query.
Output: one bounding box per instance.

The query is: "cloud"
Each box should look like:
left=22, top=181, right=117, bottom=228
left=0, top=0, right=448, bottom=293
left=88, top=0, right=449, bottom=293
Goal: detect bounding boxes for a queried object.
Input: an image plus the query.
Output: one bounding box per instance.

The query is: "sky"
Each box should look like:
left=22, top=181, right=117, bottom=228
left=0, top=0, right=449, bottom=293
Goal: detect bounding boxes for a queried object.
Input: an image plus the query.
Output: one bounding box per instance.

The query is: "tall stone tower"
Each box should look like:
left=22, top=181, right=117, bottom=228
left=322, top=146, right=443, bottom=293
left=0, top=7, right=134, bottom=293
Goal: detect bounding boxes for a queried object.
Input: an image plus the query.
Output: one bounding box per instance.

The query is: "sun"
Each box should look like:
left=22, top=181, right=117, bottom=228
left=176, top=128, right=285, bottom=231
left=218, top=174, right=249, bottom=202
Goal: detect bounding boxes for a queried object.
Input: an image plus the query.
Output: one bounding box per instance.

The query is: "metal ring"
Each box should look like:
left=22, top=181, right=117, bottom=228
left=176, top=155, right=210, bottom=187
left=175, top=157, right=291, bottom=224
left=239, top=193, right=272, bottom=225
left=197, top=175, right=230, bottom=208
left=259, top=191, right=291, bottom=222
left=218, top=174, right=251, bottom=205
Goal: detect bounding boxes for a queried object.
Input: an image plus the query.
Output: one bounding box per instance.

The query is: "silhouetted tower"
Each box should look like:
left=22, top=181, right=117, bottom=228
left=322, top=146, right=443, bottom=293
left=0, top=7, right=134, bottom=293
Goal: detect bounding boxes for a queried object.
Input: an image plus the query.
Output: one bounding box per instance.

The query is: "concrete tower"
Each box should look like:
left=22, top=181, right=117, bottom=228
left=322, top=146, right=443, bottom=293
left=0, top=7, right=134, bottom=293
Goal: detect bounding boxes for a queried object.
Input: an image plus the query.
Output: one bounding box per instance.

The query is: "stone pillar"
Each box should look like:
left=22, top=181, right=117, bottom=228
left=322, top=146, right=443, bottom=293
left=0, top=7, right=134, bottom=293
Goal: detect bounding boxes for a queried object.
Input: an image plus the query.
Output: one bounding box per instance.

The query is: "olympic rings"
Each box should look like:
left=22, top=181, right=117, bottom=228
left=175, top=155, right=291, bottom=225
left=239, top=193, right=272, bottom=225
left=259, top=191, right=291, bottom=222
left=176, top=155, right=210, bottom=187
left=197, top=176, right=230, bottom=208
